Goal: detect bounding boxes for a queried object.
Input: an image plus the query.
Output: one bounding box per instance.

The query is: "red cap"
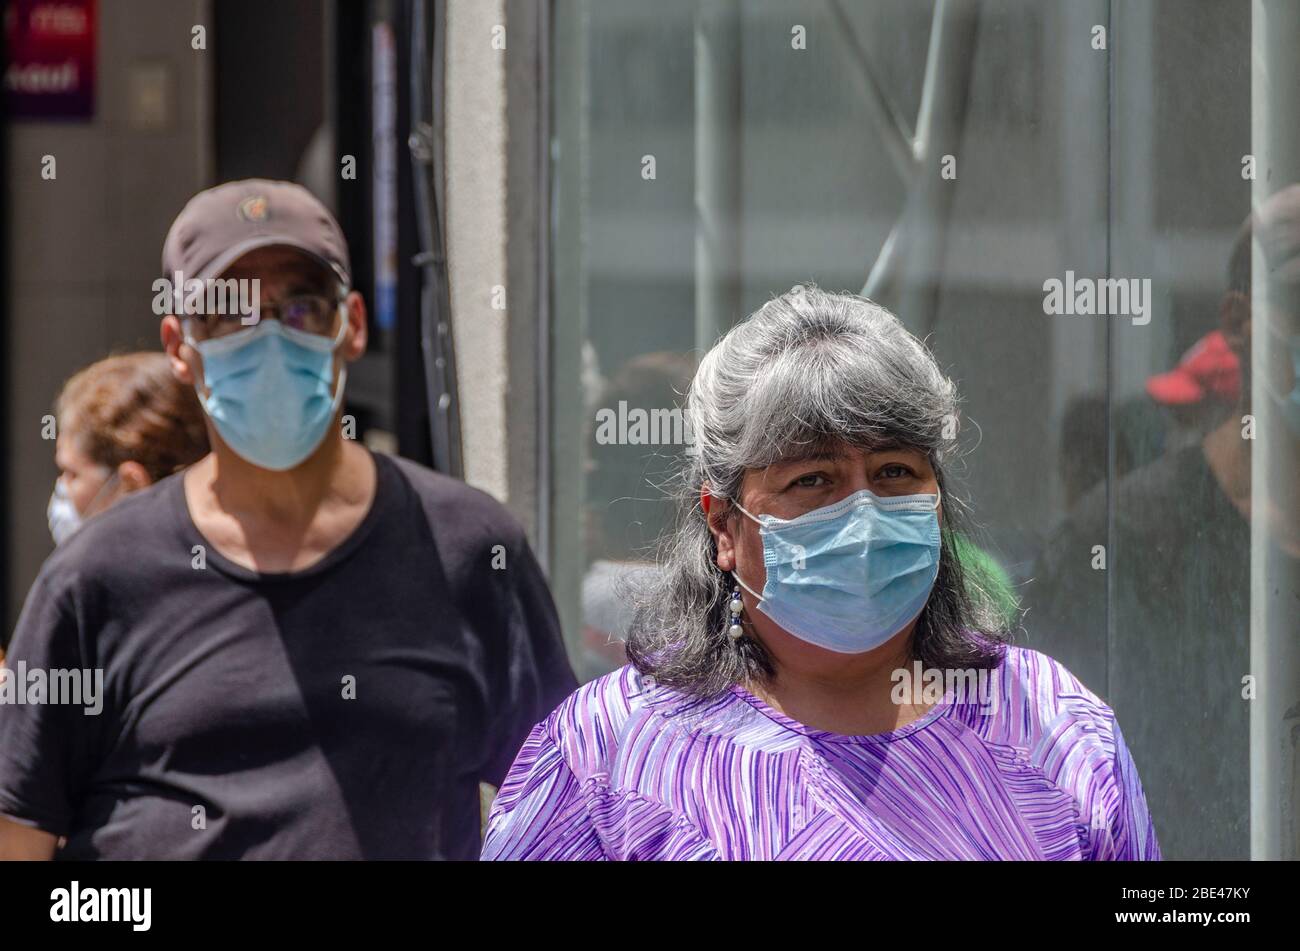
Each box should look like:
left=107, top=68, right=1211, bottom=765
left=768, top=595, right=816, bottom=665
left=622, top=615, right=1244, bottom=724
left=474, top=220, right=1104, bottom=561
left=1146, top=330, right=1241, bottom=406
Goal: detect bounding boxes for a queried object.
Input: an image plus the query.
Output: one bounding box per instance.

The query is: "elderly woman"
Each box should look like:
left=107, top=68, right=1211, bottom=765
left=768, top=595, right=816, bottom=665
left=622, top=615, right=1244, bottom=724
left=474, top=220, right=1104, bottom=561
left=482, top=286, right=1160, bottom=861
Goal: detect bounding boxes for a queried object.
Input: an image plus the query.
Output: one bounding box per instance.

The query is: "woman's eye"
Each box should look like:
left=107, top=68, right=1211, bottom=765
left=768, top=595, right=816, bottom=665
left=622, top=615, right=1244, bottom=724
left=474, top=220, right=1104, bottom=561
left=879, top=464, right=912, bottom=480
left=791, top=473, right=827, bottom=488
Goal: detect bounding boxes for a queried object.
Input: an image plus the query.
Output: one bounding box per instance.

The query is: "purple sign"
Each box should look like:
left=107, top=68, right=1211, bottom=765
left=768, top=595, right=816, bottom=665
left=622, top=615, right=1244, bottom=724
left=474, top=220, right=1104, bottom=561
left=4, top=0, right=97, bottom=120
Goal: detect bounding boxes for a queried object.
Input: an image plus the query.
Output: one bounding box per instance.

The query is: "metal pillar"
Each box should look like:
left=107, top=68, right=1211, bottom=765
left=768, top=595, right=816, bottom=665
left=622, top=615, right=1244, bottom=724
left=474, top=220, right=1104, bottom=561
left=1250, top=0, right=1300, bottom=862
left=694, top=0, right=743, bottom=355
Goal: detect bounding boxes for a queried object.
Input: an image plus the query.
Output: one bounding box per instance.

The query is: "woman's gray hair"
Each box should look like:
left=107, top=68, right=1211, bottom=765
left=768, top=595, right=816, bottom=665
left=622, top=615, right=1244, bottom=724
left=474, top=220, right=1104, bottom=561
left=626, top=284, right=1011, bottom=697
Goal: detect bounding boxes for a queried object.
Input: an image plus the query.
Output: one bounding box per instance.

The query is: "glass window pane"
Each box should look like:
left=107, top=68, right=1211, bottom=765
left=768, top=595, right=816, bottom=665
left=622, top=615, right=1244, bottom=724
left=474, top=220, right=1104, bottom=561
left=547, top=0, right=1299, bottom=857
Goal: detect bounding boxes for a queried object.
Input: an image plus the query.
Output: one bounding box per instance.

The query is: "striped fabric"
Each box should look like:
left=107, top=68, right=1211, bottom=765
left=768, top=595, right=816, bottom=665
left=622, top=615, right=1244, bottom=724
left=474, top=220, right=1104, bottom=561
left=481, top=645, right=1161, bottom=860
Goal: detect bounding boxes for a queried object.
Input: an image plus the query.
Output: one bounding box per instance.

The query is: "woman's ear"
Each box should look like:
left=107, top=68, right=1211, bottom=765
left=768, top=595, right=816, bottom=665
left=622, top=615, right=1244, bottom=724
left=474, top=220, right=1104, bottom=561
left=714, top=525, right=737, bottom=572
left=702, top=486, right=737, bottom=572
left=116, top=460, right=152, bottom=494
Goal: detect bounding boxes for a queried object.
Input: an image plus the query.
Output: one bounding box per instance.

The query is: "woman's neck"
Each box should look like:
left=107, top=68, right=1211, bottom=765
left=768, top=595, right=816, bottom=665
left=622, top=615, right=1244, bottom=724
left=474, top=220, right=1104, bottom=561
left=745, top=623, right=932, bottom=736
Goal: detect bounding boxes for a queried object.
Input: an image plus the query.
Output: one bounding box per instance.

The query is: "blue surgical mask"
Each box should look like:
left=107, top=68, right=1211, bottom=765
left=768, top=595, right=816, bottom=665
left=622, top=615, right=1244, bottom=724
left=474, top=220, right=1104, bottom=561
left=185, top=315, right=348, bottom=472
left=731, top=487, right=942, bottom=654
left=47, top=478, right=82, bottom=546
left=46, top=470, right=118, bottom=546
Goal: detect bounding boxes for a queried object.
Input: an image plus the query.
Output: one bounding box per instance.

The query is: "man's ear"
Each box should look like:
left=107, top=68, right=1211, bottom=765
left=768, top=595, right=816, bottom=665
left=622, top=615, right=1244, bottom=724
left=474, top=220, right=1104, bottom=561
left=342, top=290, right=368, bottom=361
left=160, top=316, right=197, bottom=386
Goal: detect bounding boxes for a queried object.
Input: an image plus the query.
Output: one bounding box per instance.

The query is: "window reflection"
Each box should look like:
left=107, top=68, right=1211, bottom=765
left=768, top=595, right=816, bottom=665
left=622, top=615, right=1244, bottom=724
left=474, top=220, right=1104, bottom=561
left=549, top=0, right=1298, bottom=858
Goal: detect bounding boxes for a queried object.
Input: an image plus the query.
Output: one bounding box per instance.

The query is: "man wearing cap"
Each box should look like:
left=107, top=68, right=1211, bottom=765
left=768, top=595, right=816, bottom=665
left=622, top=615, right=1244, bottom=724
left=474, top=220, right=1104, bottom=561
left=1144, top=329, right=1242, bottom=448
left=0, top=180, right=577, bottom=859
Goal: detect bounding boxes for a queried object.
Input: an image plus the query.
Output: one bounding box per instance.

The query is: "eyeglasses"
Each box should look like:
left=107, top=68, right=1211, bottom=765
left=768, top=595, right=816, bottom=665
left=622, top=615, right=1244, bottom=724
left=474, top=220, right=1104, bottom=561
left=187, top=292, right=345, bottom=341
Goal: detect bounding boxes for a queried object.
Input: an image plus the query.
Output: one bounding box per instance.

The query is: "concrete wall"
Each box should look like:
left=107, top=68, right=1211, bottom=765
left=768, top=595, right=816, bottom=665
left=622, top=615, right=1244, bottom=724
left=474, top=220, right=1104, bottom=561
left=444, top=0, right=509, bottom=504
left=5, top=0, right=213, bottom=626
left=444, top=0, right=545, bottom=544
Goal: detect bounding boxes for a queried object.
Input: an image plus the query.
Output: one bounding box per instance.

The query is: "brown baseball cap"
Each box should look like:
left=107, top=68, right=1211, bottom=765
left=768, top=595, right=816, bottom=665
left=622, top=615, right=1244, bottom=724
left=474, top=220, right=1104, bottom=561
left=161, top=179, right=351, bottom=291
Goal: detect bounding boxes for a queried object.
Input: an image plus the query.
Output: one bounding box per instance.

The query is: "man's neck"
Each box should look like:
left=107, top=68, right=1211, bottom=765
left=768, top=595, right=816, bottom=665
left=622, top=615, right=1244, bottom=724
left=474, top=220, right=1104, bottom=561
left=203, top=433, right=352, bottom=525
left=184, top=433, right=378, bottom=572
left=1202, top=413, right=1252, bottom=519
left=1202, top=412, right=1300, bottom=557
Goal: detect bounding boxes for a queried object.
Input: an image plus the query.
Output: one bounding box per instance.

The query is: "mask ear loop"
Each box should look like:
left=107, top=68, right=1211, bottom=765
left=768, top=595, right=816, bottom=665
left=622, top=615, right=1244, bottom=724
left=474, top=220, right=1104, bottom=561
left=327, top=299, right=351, bottom=411
left=180, top=317, right=214, bottom=405
left=727, top=497, right=762, bottom=525
left=81, top=468, right=122, bottom=519
left=732, top=571, right=764, bottom=602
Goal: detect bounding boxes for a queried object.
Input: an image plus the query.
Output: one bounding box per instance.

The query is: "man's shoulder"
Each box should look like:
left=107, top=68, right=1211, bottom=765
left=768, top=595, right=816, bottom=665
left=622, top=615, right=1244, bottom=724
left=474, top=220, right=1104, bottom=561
left=381, top=454, right=527, bottom=548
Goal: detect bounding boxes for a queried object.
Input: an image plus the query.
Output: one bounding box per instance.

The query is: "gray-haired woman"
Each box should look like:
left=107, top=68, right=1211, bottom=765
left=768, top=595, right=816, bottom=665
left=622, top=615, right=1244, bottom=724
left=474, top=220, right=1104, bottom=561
left=483, top=286, right=1160, bottom=861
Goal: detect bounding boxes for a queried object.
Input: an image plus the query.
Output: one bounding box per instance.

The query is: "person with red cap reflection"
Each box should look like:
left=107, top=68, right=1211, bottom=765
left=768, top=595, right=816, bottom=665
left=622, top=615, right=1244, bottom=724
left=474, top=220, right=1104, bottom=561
left=1145, top=328, right=1241, bottom=449
left=1026, top=186, right=1300, bottom=859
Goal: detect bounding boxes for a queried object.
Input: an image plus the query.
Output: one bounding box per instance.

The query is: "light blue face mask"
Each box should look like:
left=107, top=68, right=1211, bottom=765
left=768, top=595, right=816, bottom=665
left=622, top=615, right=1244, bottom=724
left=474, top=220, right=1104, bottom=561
left=47, top=478, right=84, bottom=546
left=184, top=313, right=348, bottom=472
left=731, top=487, right=942, bottom=654
left=46, top=469, right=119, bottom=545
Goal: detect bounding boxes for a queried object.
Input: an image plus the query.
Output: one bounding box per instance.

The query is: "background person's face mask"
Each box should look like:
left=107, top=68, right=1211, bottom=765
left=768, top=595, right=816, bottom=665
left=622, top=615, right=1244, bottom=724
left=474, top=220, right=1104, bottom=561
left=47, top=470, right=119, bottom=546
left=185, top=312, right=348, bottom=472
left=47, top=478, right=81, bottom=546
left=730, top=487, right=942, bottom=654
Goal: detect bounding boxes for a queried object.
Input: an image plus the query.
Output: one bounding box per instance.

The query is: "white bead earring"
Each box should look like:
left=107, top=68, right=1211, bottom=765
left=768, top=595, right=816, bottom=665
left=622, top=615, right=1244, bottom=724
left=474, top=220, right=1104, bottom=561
left=727, top=584, right=745, bottom=641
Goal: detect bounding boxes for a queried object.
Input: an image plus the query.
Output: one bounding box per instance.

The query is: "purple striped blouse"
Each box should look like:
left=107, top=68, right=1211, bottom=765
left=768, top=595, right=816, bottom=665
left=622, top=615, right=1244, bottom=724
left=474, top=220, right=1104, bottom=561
left=481, top=645, right=1161, bottom=860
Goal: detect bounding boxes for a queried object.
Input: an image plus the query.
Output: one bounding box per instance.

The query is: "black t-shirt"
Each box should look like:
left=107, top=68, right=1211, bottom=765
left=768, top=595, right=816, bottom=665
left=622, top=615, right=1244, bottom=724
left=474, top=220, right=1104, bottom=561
left=1024, top=441, right=1298, bottom=859
left=0, top=451, right=577, bottom=859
